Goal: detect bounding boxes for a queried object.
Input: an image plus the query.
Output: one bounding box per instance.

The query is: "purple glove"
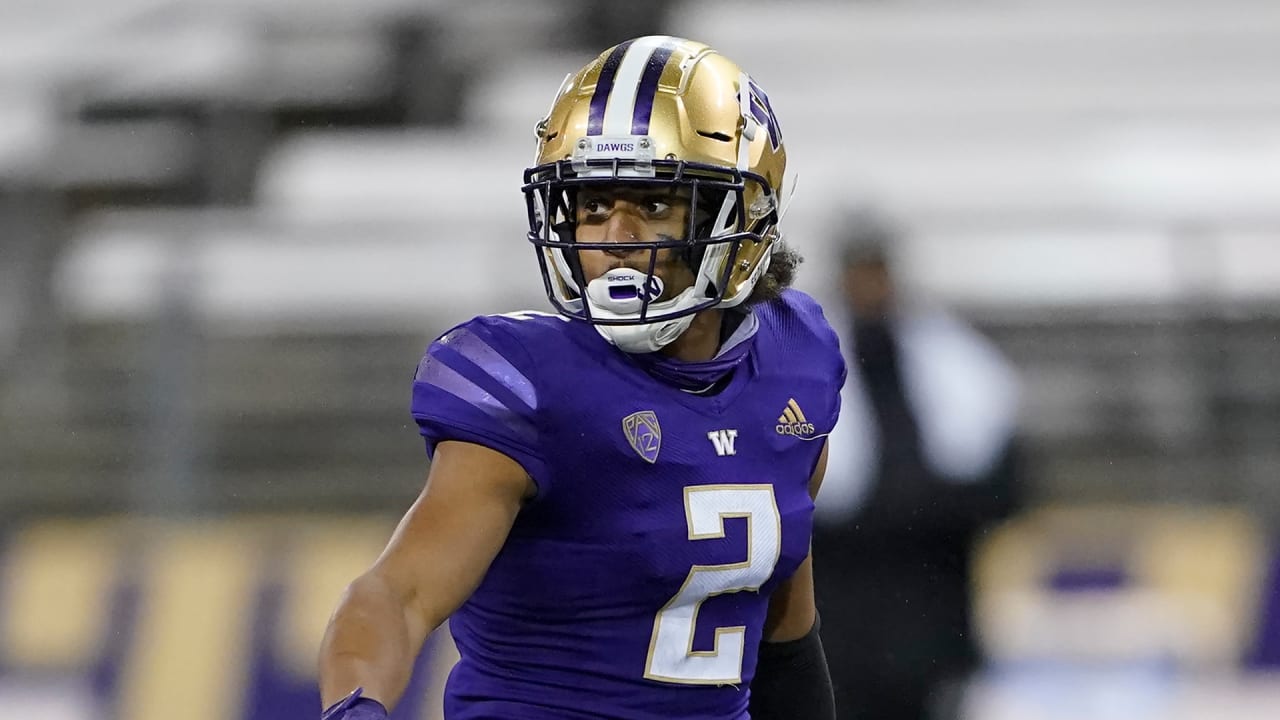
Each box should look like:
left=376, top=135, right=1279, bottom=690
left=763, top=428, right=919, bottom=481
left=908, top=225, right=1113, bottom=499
left=322, top=688, right=388, bottom=720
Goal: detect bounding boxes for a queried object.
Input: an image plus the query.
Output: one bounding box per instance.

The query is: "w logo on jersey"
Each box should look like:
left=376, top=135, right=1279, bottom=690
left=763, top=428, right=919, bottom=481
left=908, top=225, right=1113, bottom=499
left=707, top=429, right=738, bottom=457
left=623, top=410, right=662, bottom=463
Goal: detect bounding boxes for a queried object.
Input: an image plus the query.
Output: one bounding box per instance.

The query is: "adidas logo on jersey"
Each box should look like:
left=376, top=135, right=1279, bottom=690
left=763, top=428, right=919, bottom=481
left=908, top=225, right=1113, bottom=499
left=775, top=398, right=816, bottom=436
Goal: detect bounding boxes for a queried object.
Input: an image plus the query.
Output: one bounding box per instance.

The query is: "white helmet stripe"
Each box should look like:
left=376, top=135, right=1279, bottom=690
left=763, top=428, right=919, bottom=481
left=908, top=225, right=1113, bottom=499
left=601, top=36, right=675, bottom=136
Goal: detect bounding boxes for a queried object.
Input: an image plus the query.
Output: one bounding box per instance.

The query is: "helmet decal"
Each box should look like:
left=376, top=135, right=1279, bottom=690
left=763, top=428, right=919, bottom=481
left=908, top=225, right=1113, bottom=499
left=746, top=76, right=782, bottom=151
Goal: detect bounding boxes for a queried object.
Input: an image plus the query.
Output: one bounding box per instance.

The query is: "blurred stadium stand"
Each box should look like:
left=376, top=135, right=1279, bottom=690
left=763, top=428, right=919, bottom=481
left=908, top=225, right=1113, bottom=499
left=0, top=515, right=460, bottom=720
left=2, top=0, right=1280, bottom=718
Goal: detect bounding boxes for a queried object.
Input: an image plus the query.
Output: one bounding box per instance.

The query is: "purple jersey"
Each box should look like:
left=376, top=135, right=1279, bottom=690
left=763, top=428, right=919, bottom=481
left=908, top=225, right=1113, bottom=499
left=410, top=290, right=845, bottom=720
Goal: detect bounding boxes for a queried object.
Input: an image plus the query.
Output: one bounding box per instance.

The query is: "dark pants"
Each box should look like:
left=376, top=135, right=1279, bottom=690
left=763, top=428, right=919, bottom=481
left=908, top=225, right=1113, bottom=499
left=813, top=524, right=979, bottom=720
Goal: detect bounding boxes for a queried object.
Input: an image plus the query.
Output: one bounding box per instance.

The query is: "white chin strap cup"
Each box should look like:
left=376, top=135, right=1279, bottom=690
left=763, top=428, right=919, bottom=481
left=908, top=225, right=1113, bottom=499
left=594, top=319, right=693, bottom=354
left=584, top=268, right=697, bottom=353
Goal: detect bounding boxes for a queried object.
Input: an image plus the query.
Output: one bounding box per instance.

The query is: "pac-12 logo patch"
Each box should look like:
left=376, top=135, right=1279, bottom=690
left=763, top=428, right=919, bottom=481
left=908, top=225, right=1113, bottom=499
left=623, top=410, right=662, bottom=463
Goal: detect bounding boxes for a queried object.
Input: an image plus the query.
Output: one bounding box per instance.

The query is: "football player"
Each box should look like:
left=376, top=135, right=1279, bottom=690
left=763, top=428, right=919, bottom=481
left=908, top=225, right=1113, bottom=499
left=319, top=36, right=845, bottom=720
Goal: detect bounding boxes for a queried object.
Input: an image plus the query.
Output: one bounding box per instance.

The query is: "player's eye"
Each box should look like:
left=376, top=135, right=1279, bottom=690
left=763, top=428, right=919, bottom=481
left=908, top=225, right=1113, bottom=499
left=644, top=200, right=672, bottom=217
left=579, top=196, right=610, bottom=218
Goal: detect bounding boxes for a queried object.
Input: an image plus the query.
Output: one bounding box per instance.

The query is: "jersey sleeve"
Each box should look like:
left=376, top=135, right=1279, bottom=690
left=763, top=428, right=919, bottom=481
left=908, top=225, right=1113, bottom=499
left=410, top=317, right=551, bottom=494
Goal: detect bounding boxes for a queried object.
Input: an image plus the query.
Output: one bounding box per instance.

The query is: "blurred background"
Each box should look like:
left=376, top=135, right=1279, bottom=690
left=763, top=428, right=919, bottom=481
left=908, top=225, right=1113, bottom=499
left=1, top=0, right=1279, bottom=718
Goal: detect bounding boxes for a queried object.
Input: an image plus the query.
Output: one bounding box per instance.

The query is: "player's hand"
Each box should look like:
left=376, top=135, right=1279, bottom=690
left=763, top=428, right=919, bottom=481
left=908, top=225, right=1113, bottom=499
left=322, top=688, right=388, bottom=720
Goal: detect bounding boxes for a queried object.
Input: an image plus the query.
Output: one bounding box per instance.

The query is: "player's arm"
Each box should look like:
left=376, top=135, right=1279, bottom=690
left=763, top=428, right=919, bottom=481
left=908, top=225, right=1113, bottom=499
left=318, top=440, right=534, bottom=715
left=749, top=440, right=836, bottom=720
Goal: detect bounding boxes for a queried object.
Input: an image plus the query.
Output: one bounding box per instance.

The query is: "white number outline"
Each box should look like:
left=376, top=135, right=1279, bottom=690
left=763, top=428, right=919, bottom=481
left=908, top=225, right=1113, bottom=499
left=643, top=484, right=782, bottom=685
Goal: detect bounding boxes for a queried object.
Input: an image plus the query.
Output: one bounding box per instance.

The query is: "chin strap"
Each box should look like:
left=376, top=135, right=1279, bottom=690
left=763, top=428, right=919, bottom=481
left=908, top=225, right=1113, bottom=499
left=584, top=268, right=700, bottom=353
left=594, top=316, right=695, bottom=353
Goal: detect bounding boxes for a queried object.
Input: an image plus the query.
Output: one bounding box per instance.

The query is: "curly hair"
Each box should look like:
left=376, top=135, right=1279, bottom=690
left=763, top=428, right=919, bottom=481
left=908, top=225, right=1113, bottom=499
left=745, top=238, right=803, bottom=305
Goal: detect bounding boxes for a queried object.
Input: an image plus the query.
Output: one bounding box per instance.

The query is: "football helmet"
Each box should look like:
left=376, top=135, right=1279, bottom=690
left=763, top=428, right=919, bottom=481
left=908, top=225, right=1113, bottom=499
left=523, top=36, right=789, bottom=353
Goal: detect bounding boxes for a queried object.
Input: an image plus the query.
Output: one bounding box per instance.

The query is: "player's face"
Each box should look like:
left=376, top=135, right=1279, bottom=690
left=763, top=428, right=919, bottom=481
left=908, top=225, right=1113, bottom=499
left=574, top=184, right=695, bottom=301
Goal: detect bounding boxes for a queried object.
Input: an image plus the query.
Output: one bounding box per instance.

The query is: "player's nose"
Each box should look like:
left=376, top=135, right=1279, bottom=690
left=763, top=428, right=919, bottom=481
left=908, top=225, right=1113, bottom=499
left=600, top=206, right=645, bottom=254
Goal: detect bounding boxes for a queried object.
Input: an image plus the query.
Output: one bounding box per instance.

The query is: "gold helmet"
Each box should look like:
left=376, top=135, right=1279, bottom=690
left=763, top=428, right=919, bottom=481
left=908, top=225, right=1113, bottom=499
left=522, top=36, right=788, bottom=349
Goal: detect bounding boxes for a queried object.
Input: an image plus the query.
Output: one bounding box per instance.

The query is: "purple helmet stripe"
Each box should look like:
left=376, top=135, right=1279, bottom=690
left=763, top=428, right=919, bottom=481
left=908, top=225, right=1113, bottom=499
left=587, top=39, right=634, bottom=136
left=630, top=42, right=675, bottom=135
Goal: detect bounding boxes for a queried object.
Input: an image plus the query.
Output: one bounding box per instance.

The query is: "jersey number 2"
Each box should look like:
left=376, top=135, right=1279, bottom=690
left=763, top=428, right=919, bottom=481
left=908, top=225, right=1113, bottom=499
left=643, top=485, right=782, bottom=685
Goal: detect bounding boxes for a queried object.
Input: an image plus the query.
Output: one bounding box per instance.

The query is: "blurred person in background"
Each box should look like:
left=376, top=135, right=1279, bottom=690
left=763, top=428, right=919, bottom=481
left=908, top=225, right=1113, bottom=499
left=318, top=36, right=843, bottom=720
left=813, top=209, right=1025, bottom=720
